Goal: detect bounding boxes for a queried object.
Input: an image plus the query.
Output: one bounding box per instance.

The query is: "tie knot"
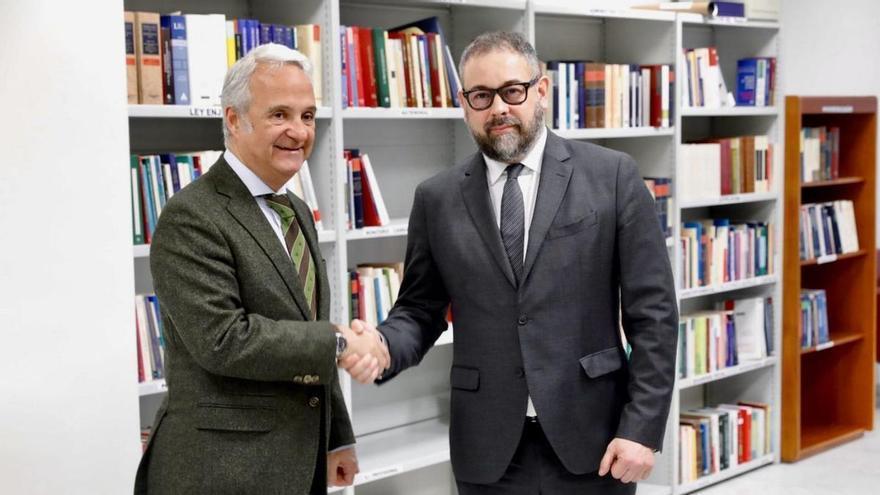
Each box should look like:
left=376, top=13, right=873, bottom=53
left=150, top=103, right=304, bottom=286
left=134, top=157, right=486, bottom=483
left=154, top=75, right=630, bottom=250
left=263, top=193, right=296, bottom=222
left=506, top=163, right=525, bottom=180
left=264, top=193, right=292, bottom=208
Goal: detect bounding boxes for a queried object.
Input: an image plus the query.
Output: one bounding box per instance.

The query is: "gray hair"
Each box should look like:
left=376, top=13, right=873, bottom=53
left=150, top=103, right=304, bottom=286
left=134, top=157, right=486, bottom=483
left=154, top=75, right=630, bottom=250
left=458, top=31, right=541, bottom=88
left=220, top=43, right=313, bottom=146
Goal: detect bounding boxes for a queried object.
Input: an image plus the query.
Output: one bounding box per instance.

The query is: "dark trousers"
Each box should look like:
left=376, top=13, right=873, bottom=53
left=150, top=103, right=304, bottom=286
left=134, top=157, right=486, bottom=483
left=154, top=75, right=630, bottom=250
left=456, top=419, right=637, bottom=495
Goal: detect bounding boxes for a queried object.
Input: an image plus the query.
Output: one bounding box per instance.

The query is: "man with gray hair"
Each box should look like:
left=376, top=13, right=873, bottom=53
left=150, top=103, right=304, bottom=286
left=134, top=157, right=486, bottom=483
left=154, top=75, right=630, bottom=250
left=134, top=43, right=388, bottom=494
left=366, top=31, right=678, bottom=493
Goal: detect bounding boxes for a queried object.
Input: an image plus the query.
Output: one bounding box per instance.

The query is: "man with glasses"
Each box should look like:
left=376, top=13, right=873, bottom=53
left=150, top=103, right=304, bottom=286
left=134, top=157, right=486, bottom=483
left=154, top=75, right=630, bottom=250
left=366, top=31, right=677, bottom=494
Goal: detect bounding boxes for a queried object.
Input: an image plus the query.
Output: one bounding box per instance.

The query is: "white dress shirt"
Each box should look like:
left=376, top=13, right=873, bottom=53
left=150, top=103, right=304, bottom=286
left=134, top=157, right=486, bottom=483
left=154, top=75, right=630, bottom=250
left=483, top=126, right=548, bottom=418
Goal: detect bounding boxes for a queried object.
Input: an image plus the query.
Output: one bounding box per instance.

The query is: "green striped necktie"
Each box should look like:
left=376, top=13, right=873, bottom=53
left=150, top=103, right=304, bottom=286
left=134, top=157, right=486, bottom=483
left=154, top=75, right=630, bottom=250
left=263, top=193, right=317, bottom=320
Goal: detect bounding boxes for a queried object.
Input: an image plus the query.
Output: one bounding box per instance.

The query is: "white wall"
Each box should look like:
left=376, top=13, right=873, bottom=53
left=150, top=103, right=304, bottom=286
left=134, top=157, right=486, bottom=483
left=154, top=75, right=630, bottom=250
left=0, top=1, right=141, bottom=493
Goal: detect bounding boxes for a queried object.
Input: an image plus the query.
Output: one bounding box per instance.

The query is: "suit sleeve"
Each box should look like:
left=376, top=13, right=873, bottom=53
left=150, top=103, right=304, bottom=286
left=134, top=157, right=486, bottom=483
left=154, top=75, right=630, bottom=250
left=376, top=184, right=450, bottom=382
left=150, top=196, right=338, bottom=383
left=613, top=154, right=678, bottom=451
left=328, top=365, right=355, bottom=449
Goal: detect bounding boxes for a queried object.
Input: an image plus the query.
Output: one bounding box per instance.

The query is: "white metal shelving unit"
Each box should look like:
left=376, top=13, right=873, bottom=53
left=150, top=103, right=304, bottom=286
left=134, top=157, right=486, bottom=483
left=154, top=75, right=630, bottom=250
left=125, top=1, right=782, bottom=493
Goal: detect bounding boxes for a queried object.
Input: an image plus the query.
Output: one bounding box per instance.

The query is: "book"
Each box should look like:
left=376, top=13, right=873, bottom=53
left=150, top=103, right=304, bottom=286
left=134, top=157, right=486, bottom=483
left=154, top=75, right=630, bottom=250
left=124, top=12, right=139, bottom=104
left=160, top=15, right=190, bottom=105
left=134, top=12, right=163, bottom=104
left=359, top=154, right=390, bottom=226
left=185, top=14, right=228, bottom=106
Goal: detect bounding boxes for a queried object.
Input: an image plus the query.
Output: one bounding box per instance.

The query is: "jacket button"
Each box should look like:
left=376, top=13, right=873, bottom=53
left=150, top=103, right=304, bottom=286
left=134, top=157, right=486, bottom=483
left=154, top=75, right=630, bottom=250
left=293, top=376, right=303, bottom=384
left=518, top=315, right=528, bottom=325
left=308, top=397, right=320, bottom=408
left=515, top=367, right=525, bottom=378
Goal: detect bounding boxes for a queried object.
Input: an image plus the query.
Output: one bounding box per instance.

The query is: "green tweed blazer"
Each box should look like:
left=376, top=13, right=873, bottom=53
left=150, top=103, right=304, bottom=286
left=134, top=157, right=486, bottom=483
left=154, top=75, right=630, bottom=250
left=134, top=157, right=354, bottom=494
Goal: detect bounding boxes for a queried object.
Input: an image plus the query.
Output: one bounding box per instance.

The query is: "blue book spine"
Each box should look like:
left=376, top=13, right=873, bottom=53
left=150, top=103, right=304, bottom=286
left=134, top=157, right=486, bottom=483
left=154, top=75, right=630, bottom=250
left=260, top=23, right=271, bottom=45
left=150, top=156, right=167, bottom=209
left=168, top=16, right=189, bottom=105
left=442, top=36, right=460, bottom=107
left=736, top=58, right=758, bottom=106
left=713, top=1, right=745, bottom=17
left=373, top=276, right=384, bottom=323
left=146, top=295, right=165, bottom=378
left=274, top=25, right=284, bottom=45
left=139, top=157, right=156, bottom=238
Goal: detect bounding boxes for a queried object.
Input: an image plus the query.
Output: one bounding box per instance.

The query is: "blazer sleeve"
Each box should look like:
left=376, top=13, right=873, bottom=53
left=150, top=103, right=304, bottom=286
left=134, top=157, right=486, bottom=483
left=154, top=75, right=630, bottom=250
left=613, top=153, right=679, bottom=451
left=150, top=195, right=339, bottom=383
left=376, top=184, right=450, bottom=382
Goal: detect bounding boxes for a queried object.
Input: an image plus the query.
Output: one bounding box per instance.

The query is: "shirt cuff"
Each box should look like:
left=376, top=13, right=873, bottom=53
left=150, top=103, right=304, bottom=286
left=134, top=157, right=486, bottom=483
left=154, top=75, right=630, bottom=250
left=329, top=443, right=355, bottom=454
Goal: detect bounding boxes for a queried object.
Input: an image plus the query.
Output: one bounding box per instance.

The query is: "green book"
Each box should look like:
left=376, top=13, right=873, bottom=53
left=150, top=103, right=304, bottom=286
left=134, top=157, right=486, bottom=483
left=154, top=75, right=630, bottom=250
left=372, top=28, right=391, bottom=107
left=130, top=155, right=145, bottom=245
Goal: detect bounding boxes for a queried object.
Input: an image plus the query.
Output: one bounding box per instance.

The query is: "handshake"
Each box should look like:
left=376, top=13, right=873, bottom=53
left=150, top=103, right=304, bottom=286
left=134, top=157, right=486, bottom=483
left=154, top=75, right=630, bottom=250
left=335, top=319, right=389, bottom=384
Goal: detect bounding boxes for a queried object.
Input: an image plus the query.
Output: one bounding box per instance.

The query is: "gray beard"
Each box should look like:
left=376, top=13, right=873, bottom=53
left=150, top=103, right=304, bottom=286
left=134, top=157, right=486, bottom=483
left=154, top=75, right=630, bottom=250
left=471, top=106, right=544, bottom=164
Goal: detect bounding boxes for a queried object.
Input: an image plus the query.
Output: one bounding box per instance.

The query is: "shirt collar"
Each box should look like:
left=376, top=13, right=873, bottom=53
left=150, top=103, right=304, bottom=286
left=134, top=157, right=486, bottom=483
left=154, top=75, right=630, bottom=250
left=224, top=149, right=298, bottom=197
left=484, top=125, right=548, bottom=185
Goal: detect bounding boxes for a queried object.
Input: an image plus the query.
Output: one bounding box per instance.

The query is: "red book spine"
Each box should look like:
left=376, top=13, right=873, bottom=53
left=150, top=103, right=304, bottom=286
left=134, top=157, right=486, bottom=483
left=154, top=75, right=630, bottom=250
left=359, top=27, right=378, bottom=107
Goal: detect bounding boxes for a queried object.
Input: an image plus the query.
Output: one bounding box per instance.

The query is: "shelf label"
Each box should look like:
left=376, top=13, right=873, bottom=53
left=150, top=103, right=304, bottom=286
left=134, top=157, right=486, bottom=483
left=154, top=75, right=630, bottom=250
left=816, top=254, right=837, bottom=265
left=360, top=466, right=401, bottom=482
left=400, top=108, right=431, bottom=117
left=189, top=107, right=223, bottom=117
left=821, top=105, right=854, bottom=114
left=815, top=341, right=834, bottom=351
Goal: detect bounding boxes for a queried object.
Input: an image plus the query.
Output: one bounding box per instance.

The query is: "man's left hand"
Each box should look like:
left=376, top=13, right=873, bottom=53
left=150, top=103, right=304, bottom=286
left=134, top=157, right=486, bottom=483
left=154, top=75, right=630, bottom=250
left=598, top=437, right=654, bottom=484
left=327, top=448, right=359, bottom=486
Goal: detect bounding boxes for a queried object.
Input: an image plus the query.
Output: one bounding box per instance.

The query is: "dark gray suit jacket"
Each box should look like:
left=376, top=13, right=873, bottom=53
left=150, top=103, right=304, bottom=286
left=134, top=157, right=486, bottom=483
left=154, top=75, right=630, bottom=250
left=378, top=130, right=678, bottom=484
left=134, top=158, right=354, bottom=493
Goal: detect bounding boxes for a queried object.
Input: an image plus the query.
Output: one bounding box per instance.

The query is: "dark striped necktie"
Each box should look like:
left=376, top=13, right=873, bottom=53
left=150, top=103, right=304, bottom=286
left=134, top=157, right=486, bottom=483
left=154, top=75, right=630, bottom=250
left=263, top=193, right=317, bottom=320
left=500, top=163, right=525, bottom=285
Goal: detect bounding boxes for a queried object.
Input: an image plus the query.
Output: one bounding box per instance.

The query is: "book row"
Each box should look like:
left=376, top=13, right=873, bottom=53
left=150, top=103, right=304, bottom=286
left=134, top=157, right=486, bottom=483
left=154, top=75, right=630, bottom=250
left=125, top=11, right=322, bottom=106
left=129, top=152, right=322, bottom=244
left=543, top=62, right=674, bottom=130
left=678, top=296, right=774, bottom=379
left=680, top=220, right=773, bottom=290
left=341, top=17, right=461, bottom=109
left=799, top=289, right=830, bottom=349
left=135, top=294, right=165, bottom=382
left=678, top=135, right=773, bottom=201
left=798, top=200, right=860, bottom=261
left=800, top=126, right=841, bottom=183
left=679, top=401, right=773, bottom=484
left=681, top=46, right=776, bottom=108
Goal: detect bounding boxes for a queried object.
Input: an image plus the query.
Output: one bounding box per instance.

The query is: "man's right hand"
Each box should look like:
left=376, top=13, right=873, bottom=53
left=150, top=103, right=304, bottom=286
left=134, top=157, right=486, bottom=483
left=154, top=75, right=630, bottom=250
left=337, top=321, right=389, bottom=384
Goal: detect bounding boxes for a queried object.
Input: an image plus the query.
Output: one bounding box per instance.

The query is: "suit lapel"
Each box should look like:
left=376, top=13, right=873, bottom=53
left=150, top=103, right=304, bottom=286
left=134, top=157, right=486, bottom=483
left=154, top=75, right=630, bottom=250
left=459, top=154, right=518, bottom=289
left=522, top=132, right=573, bottom=285
left=212, top=160, right=312, bottom=320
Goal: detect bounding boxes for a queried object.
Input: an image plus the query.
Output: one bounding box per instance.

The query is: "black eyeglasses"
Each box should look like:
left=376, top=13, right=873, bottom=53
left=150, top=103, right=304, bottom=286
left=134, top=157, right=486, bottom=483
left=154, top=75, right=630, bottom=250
left=461, top=75, right=541, bottom=111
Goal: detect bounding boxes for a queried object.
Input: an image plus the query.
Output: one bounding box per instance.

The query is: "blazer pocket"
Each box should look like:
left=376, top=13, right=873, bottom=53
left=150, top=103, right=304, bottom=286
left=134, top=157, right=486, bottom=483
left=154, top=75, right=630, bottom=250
left=450, top=365, right=480, bottom=391
left=194, top=403, right=275, bottom=433
left=579, top=347, right=624, bottom=379
left=546, top=210, right=598, bottom=240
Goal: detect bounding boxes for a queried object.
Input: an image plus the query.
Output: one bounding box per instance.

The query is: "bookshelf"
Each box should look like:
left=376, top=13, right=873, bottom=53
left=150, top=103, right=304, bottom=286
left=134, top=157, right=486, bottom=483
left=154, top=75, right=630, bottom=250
left=781, top=96, right=877, bottom=462
left=124, top=1, right=783, bottom=493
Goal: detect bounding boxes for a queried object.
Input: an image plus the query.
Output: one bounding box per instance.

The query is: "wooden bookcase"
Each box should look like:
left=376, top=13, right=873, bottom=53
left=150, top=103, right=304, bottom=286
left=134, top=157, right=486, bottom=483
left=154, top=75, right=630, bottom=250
left=781, top=96, right=877, bottom=462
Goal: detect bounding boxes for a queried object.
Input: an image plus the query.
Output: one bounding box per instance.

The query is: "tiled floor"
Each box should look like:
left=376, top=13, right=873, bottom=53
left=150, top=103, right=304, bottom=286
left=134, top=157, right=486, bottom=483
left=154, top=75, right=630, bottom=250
left=697, top=409, right=880, bottom=494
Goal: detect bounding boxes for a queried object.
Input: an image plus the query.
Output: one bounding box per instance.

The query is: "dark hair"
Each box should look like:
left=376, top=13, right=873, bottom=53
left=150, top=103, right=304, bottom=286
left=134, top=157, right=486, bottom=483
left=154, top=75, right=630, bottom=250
left=458, top=31, right=541, bottom=88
